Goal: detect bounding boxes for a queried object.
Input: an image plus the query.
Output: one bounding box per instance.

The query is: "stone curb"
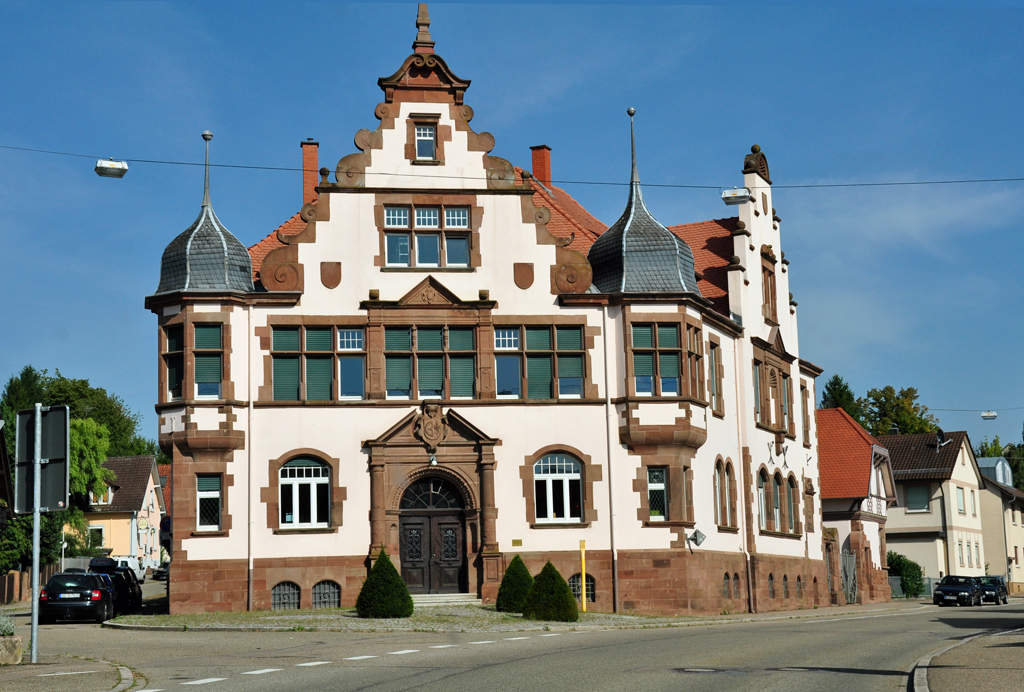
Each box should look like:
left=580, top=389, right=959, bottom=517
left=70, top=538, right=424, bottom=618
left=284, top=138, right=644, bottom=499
left=910, top=625, right=1024, bottom=692
left=102, top=603, right=917, bottom=634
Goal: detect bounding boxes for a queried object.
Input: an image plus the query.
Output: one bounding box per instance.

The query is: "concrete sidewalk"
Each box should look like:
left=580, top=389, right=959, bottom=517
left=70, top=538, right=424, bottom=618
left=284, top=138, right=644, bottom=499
left=926, top=626, right=1024, bottom=692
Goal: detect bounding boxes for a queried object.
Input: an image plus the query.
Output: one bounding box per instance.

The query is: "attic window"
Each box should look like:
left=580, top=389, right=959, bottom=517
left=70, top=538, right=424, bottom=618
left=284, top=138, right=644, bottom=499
left=415, top=125, right=436, bottom=160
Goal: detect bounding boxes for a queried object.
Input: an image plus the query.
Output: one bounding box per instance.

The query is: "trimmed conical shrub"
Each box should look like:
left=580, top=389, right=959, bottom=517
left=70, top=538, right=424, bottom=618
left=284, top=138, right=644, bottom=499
left=355, top=549, right=414, bottom=618
left=496, top=555, right=534, bottom=613
left=521, top=561, right=578, bottom=622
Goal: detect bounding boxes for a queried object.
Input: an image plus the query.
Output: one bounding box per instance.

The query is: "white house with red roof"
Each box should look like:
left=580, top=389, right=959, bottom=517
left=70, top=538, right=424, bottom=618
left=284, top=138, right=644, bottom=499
left=816, top=408, right=896, bottom=604
left=146, top=4, right=829, bottom=616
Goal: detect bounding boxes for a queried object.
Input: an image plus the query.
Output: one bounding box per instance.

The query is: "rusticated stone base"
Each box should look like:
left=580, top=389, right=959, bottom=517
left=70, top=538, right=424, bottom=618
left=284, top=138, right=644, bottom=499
left=253, top=556, right=369, bottom=610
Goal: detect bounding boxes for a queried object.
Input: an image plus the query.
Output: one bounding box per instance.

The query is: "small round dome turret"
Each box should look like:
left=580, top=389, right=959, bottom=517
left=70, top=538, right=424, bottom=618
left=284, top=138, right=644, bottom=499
left=154, top=132, right=254, bottom=295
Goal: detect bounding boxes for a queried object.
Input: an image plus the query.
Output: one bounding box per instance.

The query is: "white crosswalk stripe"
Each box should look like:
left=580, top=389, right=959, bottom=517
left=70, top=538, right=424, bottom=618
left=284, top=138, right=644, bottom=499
left=295, top=661, right=331, bottom=667
left=343, top=656, right=378, bottom=660
left=429, top=645, right=459, bottom=649
left=388, top=650, right=419, bottom=655
left=504, top=636, right=530, bottom=640
left=242, top=669, right=282, bottom=675
left=181, top=679, right=228, bottom=686
left=469, top=641, right=495, bottom=644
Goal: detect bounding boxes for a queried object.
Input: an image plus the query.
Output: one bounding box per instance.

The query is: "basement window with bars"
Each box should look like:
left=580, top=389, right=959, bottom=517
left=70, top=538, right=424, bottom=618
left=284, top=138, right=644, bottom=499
left=196, top=475, right=222, bottom=531
left=271, top=582, right=300, bottom=610
left=568, top=573, right=596, bottom=603
left=384, top=326, right=475, bottom=400
left=312, top=580, right=341, bottom=609
left=194, top=324, right=223, bottom=400
left=494, top=325, right=585, bottom=400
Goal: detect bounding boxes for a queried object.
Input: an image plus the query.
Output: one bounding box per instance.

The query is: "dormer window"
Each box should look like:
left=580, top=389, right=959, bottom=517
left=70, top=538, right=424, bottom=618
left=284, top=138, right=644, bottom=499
left=91, top=486, right=112, bottom=506
left=415, top=124, right=435, bottom=160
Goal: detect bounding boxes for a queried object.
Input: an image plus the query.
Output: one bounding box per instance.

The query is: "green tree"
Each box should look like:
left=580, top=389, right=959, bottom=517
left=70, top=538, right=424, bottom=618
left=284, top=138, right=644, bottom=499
left=521, top=561, right=578, bottom=622
left=819, top=374, right=862, bottom=421
left=887, top=551, right=925, bottom=598
left=355, top=549, right=414, bottom=618
left=859, top=386, right=938, bottom=438
left=496, top=555, right=534, bottom=613
left=0, top=365, right=47, bottom=456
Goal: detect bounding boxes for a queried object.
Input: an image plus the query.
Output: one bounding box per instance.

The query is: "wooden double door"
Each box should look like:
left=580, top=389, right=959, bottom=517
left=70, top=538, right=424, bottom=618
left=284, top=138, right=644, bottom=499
left=399, top=513, right=465, bottom=594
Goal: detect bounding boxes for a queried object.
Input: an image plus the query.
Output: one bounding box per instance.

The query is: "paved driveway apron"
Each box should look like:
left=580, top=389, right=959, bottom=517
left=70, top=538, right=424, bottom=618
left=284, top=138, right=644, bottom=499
left=7, top=602, right=1023, bottom=692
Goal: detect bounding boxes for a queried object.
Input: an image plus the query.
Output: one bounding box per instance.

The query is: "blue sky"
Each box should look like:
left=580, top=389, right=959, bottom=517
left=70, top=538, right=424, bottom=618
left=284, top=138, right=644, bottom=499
left=1, top=2, right=1023, bottom=449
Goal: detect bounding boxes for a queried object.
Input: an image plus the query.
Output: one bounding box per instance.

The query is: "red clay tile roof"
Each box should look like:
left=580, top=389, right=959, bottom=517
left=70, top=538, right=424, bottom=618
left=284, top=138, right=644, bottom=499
left=249, top=213, right=305, bottom=287
left=158, top=463, right=171, bottom=516
left=876, top=431, right=970, bottom=482
left=668, top=218, right=738, bottom=317
left=88, top=456, right=157, bottom=514
left=518, top=169, right=606, bottom=254
left=816, top=408, right=884, bottom=499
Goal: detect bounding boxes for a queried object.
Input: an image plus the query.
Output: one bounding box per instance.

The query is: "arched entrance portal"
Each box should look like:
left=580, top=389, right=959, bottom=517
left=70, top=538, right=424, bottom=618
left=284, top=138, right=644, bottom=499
left=398, top=478, right=466, bottom=594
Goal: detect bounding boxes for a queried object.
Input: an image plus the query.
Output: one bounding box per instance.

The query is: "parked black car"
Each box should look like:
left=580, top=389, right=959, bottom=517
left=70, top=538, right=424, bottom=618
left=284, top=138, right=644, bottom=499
left=933, top=576, right=982, bottom=606
left=977, top=576, right=1009, bottom=604
left=39, top=574, right=114, bottom=623
left=152, top=562, right=169, bottom=581
left=89, top=562, right=143, bottom=613
left=92, top=572, right=118, bottom=610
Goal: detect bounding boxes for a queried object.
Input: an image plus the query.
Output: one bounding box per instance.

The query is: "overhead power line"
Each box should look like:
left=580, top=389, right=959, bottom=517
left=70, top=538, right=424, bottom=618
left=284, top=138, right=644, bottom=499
left=3, top=142, right=1024, bottom=191
left=929, top=406, right=1024, bottom=413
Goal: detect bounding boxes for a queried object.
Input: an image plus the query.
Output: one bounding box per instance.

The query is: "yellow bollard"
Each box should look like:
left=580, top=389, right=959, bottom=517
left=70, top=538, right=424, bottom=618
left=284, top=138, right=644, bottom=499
left=580, top=539, right=586, bottom=613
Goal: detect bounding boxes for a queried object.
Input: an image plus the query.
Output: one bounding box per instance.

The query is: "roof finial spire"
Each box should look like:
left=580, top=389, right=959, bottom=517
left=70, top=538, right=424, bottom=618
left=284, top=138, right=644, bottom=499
left=201, top=130, right=213, bottom=208
left=626, top=107, right=643, bottom=203
left=413, top=3, right=435, bottom=53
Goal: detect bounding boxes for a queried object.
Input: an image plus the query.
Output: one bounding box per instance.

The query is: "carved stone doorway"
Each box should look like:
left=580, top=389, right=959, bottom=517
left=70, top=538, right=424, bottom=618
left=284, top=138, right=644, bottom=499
left=398, top=478, right=466, bottom=594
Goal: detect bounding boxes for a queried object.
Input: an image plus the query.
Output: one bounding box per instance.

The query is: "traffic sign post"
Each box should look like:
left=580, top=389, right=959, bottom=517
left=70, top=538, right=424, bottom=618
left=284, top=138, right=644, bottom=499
left=14, top=404, right=70, bottom=664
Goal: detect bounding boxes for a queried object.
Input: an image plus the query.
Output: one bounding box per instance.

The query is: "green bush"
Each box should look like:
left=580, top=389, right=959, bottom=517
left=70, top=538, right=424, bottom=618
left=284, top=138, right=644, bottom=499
left=0, top=612, right=14, bottom=637
left=521, top=561, right=578, bottom=622
left=887, top=551, right=925, bottom=598
left=496, top=555, right=534, bottom=613
left=355, top=549, right=414, bottom=618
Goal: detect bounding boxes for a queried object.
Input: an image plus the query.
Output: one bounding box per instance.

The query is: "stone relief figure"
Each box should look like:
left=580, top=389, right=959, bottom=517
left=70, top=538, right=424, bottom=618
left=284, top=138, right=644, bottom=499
left=414, top=403, right=449, bottom=453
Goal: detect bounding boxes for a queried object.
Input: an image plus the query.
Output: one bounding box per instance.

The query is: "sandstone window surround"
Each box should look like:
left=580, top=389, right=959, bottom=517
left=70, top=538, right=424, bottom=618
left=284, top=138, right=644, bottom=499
left=261, top=448, right=346, bottom=534
left=751, top=344, right=794, bottom=438
left=761, top=245, right=778, bottom=324
left=374, top=193, right=481, bottom=271
left=404, top=113, right=451, bottom=166
left=520, top=445, right=601, bottom=528
left=493, top=324, right=588, bottom=401
left=801, top=381, right=811, bottom=448
left=707, top=336, right=725, bottom=417
left=196, top=474, right=222, bottom=532
left=533, top=454, right=584, bottom=524
left=158, top=309, right=234, bottom=405
left=625, top=316, right=706, bottom=402
left=635, top=457, right=694, bottom=528
left=384, top=325, right=477, bottom=400
left=714, top=457, right=739, bottom=531
left=756, top=467, right=802, bottom=538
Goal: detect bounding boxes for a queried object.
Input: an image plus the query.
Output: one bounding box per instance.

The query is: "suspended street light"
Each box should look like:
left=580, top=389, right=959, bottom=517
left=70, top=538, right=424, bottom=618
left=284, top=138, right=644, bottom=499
left=94, top=158, right=129, bottom=178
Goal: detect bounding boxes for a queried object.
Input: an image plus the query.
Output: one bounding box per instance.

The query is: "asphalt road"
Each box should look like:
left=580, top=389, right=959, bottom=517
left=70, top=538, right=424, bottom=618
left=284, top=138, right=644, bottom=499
left=5, top=601, right=1023, bottom=692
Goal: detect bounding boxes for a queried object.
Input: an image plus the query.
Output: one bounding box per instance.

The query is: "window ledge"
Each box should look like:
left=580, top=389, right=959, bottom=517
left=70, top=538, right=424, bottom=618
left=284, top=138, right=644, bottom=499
left=755, top=421, right=787, bottom=435
left=712, top=410, right=726, bottom=420
left=803, top=442, right=812, bottom=449
left=272, top=527, right=338, bottom=535
left=381, top=267, right=476, bottom=273
left=412, top=160, right=442, bottom=166
left=716, top=525, right=740, bottom=533
left=643, top=520, right=694, bottom=529
left=530, top=522, right=591, bottom=530
left=759, top=529, right=802, bottom=540
left=190, top=530, right=227, bottom=537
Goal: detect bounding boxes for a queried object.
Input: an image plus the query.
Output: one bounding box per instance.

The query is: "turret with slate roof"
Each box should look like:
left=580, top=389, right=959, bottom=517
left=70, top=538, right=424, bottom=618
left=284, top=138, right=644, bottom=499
left=155, top=132, right=254, bottom=295
left=587, top=109, right=702, bottom=296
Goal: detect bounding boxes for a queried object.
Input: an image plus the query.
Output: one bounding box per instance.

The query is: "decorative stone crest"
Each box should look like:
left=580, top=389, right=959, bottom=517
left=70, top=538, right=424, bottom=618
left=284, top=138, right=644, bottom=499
left=414, top=403, right=450, bottom=453
left=742, top=144, right=771, bottom=184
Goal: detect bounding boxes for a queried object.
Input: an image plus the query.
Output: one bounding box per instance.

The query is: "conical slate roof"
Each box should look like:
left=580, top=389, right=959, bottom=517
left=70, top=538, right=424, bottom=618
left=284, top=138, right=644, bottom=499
left=587, top=111, right=702, bottom=295
left=154, top=133, right=253, bottom=295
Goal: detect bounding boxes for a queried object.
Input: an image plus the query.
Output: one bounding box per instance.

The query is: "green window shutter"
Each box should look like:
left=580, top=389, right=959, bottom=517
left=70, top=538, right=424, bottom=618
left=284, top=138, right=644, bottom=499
left=657, top=325, right=679, bottom=348
left=273, top=356, right=300, bottom=400
left=385, top=327, right=412, bottom=351
left=166, top=355, right=183, bottom=390
left=196, top=475, right=221, bottom=492
left=634, top=353, right=654, bottom=377
left=165, top=326, right=184, bottom=352
left=306, top=357, right=333, bottom=400
left=305, top=327, right=332, bottom=352
left=632, top=325, right=653, bottom=348
left=558, top=355, right=582, bottom=378
left=194, top=324, right=222, bottom=349
left=417, top=356, right=444, bottom=391
left=527, top=355, right=553, bottom=399
left=526, top=327, right=551, bottom=351
left=449, top=357, right=475, bottom=397
left=417, top=327, right=443, bottom=351
left=386, top=356, right=412, bottom=390
left=659, top=353, right=680, bottom=378
left=448, top=328, right=474, bottom=351
left=273, top=327, right=300, bottom=351
left=194, top=354, right=222, bottom=383
left=556, top=327, right=582, bottom=351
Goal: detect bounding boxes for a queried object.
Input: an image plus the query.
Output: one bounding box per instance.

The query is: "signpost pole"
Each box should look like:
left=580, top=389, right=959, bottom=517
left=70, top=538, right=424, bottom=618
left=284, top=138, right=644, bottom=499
left=30, top=402, right=41, bottom=664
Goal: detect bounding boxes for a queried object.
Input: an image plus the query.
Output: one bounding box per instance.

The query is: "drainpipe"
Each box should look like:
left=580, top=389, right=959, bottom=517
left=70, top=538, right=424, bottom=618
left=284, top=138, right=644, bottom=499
left=130, top=511, right=138, bottom=558
left=1000, top=496, right=1011, bottom=580
left=247, top=301, right=254, bottom=611
left=602, top=305, right=619, bottom=612
left=938, top=484, right=949, bottom=576
left=732, top=333, right=754, bottom=614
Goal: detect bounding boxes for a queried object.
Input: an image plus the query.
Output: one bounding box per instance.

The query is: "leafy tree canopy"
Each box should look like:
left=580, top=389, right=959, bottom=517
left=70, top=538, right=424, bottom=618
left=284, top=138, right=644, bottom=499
left=819, top=374, right=862, bottom=422
left=858, top=386, right=938, bottom=438
left=976, top=431, right=1024, bottom=492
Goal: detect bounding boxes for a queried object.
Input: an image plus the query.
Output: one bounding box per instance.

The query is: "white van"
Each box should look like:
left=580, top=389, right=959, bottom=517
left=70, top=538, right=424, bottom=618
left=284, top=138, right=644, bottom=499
left=112, top=556, right=146, bottom=583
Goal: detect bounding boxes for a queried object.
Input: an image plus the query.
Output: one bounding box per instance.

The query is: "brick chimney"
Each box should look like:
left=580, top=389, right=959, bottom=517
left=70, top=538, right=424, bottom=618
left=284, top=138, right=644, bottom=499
left=530, top=145, right=551, bottom=188
left=301, top=139, right=319, bottom=204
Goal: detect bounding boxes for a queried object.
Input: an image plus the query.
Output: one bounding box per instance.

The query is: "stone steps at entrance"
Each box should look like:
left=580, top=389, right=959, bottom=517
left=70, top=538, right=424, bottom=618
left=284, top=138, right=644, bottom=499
left=411, top=593, right=482, bottom=607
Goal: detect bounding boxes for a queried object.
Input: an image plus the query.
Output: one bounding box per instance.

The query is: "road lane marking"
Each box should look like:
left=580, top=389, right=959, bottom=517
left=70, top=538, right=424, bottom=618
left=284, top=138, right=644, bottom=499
left=388, top=650, right=420, bottom=655
left=241, top=669, right=282, bottom=675
left=181, top=679, right=228, bottom=685
left=295, top=661, right=331, bottom=667
left=429, top=645, right=459, bottom=649
left=343, top=656, right=378, bottom=660
left=469, top=641, right=495, bottom=644
left=539, top=633, right=561, bottom=637
left=38, top=671, right=101, bottom=677
left=504, top=637, right=530, bottom=640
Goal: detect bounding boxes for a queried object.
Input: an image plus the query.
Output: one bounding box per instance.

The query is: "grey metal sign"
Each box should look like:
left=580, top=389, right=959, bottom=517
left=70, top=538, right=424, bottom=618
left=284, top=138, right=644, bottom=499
left=14, top=405, right=69, bottom=514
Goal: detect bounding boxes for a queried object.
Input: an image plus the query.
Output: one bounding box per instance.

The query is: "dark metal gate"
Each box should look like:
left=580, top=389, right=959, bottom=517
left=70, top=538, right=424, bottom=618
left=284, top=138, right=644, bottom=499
left=841, top=551, right=858, bottom=604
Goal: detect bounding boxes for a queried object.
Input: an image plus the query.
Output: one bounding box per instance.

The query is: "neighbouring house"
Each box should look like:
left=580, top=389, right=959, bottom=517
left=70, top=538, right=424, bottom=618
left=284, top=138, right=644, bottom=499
left=816, top=408, right=896, bottom=604
left=977, top=456, right=1013, bottom=486
left=878, top=431, right=987, bottom=579
left=979, top=474, right=1024, bottom=593
left=146, top=4, right=830, bottom=616
left=85, top=456, right=166, bottom=571
left=158, top=463, right=172, bottom=559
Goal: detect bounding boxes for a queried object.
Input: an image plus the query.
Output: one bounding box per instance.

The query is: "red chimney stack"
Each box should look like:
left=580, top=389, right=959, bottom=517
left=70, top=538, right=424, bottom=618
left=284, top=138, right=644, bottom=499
left=301, top=139, right=319, bottom=204
left=530, top=145, right=551, bottom=188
